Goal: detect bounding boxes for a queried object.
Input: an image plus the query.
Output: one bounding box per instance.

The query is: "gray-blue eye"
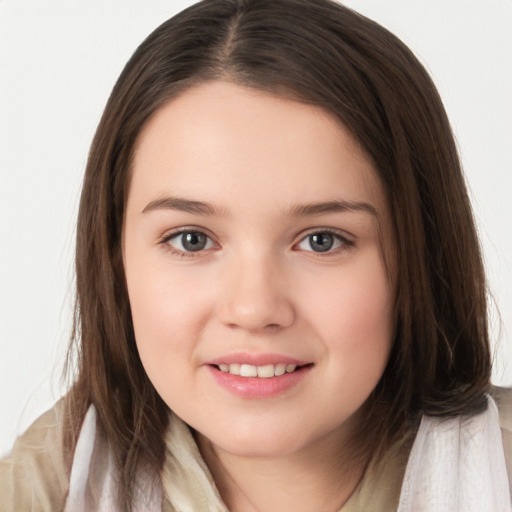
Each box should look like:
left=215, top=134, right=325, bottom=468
left=168, top=231, right=214, bottom=252
left=297, top=232, right=345, bottom=253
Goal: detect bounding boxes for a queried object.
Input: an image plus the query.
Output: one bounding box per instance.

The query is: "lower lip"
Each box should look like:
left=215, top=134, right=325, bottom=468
left=206, top=365, right=312, bottom=399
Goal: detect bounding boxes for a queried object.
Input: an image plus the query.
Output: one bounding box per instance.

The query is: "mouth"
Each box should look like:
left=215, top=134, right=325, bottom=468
left=211, top=362, right=313, bottom=378
left=206, top=358, right=313, bottom=398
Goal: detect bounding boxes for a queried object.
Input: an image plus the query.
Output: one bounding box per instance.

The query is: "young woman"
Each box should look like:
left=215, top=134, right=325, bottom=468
left=1, top=0, right=511, bottom=511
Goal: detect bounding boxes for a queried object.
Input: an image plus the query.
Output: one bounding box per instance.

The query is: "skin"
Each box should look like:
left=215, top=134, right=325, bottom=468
left=123, top=81, right=396, bottom=511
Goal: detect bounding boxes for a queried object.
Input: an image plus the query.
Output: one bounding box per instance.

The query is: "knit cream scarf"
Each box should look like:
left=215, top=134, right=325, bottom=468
left=64, top=397, right=511, bottom=512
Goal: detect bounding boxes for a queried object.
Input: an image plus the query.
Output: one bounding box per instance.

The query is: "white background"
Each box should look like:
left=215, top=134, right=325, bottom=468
left=1, top=0, right=511, bottom=456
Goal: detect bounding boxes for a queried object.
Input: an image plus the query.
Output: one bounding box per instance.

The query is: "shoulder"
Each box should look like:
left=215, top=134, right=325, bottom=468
left=0, top=398, right=71, bottom=512
left=491, top=386, right=512, bottom=495
left=346, top=389, right=512, bottom=512
left=492, top=385, right=512, bottom=430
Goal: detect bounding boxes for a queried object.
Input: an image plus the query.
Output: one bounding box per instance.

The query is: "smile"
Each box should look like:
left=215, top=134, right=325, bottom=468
left=207, top=361, right=313, bottom=399
left=215, top=363, right=300, bottom=378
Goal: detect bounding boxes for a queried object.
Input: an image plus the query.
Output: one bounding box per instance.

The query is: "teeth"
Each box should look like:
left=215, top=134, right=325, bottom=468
left=275, top=363, right=286, bottom=376
left=257, top=364, right=274, bottom=378
left=217, top=363, right=300, bottom=378
left=229, top=363, right=240, bottom=376
left=240, top=364, right=258, bottom=377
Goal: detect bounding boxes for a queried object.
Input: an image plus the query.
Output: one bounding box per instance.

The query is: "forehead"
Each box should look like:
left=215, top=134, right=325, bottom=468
left=129, top=81, right=387, bottom=216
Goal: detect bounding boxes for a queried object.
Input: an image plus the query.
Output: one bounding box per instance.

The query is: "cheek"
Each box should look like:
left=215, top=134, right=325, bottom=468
left=125, top=266, right=213, bottom=409
left=301, top=255, right=395, bottom=366
left=125, top=256, right=214, bottom=371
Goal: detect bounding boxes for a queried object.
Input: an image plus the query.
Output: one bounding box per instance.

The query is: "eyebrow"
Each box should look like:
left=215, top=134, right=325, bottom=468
left=288, top=200, right=378, bottom=218
left=142, top=195, right=377, bottom=218
left=142, top=196, right=223, bottom=216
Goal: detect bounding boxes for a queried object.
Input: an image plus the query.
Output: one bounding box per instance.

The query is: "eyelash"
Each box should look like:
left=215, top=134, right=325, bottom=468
left=158, top=227, right=354, bottom=258
left=158, top=227, right=218, bottom=258
left=293, top=228, right=354, bottom=256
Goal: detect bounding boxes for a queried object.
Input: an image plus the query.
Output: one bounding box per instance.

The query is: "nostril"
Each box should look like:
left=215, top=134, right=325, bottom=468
left=224, top=321, right=283, bottom=331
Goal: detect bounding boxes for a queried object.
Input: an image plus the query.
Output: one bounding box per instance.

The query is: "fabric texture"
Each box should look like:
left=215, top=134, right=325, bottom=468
left=397, top=397, right=511, bottom=512
left=64, top=395, right=512, bottom=512
left=161, top=417, right=227, bottom=512
left=1, top=388, right=511, bottom=511
left=63, top=407, right=162, bottom=512
left=0, top=399, right=70, bottom=512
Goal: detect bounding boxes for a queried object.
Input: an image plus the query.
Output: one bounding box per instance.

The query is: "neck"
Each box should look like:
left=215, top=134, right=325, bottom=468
left=196, top=429, right=367, bottom=512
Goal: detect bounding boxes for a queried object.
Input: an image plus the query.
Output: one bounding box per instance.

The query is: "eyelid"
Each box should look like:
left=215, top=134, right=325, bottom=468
left=295, top=226, right=354, bottom=242
left=157, top=225, right=354, bottom=257
left=158, top=226, right=220, bottom=255
left=292, top=227, right=354, bottom=252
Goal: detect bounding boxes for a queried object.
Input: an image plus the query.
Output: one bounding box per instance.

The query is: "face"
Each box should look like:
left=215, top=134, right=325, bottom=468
left=123, top=81, right=395, bottom=459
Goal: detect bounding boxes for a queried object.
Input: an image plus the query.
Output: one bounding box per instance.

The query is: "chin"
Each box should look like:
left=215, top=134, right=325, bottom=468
left=202, top=422, right=316, bottom=458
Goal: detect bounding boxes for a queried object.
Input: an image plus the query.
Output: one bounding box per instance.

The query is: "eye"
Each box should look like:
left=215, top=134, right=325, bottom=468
left=163, top=230, right=215, bottom=253
left=296, top=231, right=351, bottom=253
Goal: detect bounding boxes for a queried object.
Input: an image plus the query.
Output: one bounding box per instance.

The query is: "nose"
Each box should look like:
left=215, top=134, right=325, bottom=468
left=217, top=254, right=295, bottom=332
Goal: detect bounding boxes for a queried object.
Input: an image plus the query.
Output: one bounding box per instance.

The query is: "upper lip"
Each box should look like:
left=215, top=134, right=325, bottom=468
left=205, top=353, right=310, bottom=367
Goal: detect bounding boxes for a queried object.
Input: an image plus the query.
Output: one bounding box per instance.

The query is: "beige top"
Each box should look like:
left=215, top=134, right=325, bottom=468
left=1, top=387, right=511, bottom=512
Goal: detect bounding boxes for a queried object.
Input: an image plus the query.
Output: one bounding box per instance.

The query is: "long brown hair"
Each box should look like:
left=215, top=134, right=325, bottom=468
left=66, top=0, right=491, bottom=507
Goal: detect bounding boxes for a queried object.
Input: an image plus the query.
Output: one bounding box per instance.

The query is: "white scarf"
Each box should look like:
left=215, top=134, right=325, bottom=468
left=64, top=397, right=511, bottom=512
left=397, top=397, right=511, bottom=512
left=63, top=406, right=162, bottom=512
